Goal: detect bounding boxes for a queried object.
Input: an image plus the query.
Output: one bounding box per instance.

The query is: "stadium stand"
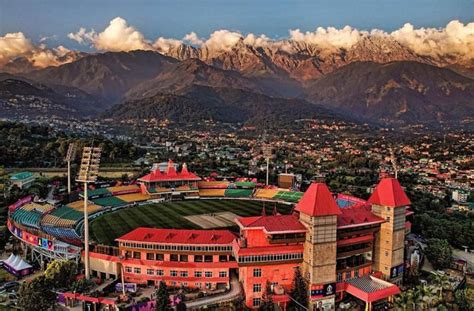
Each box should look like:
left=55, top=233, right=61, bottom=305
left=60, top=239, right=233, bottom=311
left=50, top=206, right=84, bottom=221
left=20, top=202, right=55, bottom=214
left=224, top=189, right=253, bottom=198
left=273, top=191, right=304, bottom=203
left=92, top=196, right=127, bottom=208
left=116, top=193, right=150, bottom=203
left=254, top=189, right=279, bottom=199
left=41, top=215, right=76, bottom=228
left=11, top=208, right=42, bottom=229
left=82, top=187, right=111, bottom=199
left=197, top=181, right=230, bottom=189
left=234, top=181, right=256, bottom=188
left=199, top=189, right=226, bottom=197
left=107, top=185, right=140, bottom=195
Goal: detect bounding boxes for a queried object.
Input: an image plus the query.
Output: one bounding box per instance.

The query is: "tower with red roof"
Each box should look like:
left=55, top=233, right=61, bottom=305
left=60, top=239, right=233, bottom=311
left=368, top=178, right=411, bottom=283
left=296, top=183, right=341, bottom=310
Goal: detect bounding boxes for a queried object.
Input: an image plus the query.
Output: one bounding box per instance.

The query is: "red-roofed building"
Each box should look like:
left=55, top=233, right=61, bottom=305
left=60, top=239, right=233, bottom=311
left=138, top=160, right=201, bottom=199
left=295, top=183, right=342, bottom=217
left=113, top=228, right=237, bottom=290
left=368, top=178, right=411, bottom=207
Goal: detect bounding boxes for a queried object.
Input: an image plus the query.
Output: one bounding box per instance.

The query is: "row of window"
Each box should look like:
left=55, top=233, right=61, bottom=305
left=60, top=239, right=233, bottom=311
left=124, top=267, right=227, bottom=278
left=120, top=242, right=232, bottom=252
left=336, top=269, right=360, bottom=282
left=238, top=252, right=303, bottom=263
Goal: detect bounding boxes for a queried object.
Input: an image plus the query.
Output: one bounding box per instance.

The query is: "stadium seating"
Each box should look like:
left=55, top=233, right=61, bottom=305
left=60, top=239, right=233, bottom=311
left=92, top=196, right=126, bottom=208
left=42, top=226, right=81, bottom=241
left=254, top=189, right=279, bottom=199
left=41, top=214, right=76, bottom=228
left=107, top=185, right=140, bottom=195
left=234, top=181, right=256, bottom=188
left=197, top=181, right=230, bottom=189
left=199, top=189, right=226, bottom=197
left=50, top=206, right=84, bottom=221
left=336, top=198, right=355, bottom=208
left=20, top=202, right=55, bottom=214
left=224, top=189, right=253, bottom=198
left=116, top=193, right=150, bottom=203
left=273, top=191, right=304, bottom=203
left=11, top=208, right=42, bottom=229
left=82, top=187, right=111, bottom=199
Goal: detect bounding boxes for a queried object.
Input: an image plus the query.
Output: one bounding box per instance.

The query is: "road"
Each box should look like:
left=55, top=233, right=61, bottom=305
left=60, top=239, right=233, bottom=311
left=186, top=272, right=241, bottom=309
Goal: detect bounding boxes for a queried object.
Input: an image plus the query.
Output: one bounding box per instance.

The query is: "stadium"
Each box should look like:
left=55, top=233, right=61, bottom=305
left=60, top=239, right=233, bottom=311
left=7, top=160, right=413, bottom=310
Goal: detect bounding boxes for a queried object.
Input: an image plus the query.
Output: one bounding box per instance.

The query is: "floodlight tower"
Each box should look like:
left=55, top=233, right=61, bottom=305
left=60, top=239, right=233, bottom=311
left=262, top=145, right=272, bottom=186
left=389, top=147, right=398, bottom=179
left=65, top=143, right=76, bottom=194
left=76, top=146, right=101, bottom=280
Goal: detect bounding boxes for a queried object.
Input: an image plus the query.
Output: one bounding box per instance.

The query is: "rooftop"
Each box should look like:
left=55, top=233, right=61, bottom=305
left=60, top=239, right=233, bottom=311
left=236, top=214, right=306, bottom=234
left=295, top=183, right=341, bottom=217
left=368, top=178, right=411, bottom=207
left=10, top=172, right=34, bottom=181
left=139, top=160, right=201, bottom=182
left=116, top=227, right=236, bottom=245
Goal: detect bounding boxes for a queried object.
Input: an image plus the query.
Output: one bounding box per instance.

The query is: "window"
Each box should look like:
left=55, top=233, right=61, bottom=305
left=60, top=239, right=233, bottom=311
left=253, top=298, right=261, bottom=307
left=147, top=269, right=154, bottom=275
left=134, top=267, right=141, bottom=274
left=195, top=282, right=201, bottom=288
left=204, top=255, right=213, bottom=262
left=194, top=271, right=202, bottom=278
left=219, top=255, right=228, bottom=262
left=170, top=254, right=179, bottom=261
left=156, top=270, right=164, bottom=276
left=180, top=271, right=188, bottom=277
left=194, top=255, right=203, bottom=262
left=253, top=284, right=262, bottom=293
left=125, top=266, right=132, bottom=273
left=170, top=270, right=178, bottom=277
left=385, top=251, right=389, bottom=257
left=337, top=273, right=342, bottom=282
left=146, top=253, right=154, bottom=260
left=205, top=271, right=212, bottom=278
left=345, top=271, right=351, bottom=280
left=219, top=271, right=227, bottom=278
left=354, top=270, right=359, bottom=278
left=180, top=255, right=188, bottom=262
left=253, top=268, right=262, bottom=277
left=156, top=253, right=164, bottom=261
left=133, top=252, right=141, bottom=259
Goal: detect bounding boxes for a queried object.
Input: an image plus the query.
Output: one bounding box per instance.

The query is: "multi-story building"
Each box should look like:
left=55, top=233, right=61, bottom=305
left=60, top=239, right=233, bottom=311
left=76, top=178, right=412, bottom=310
left=115, top=228, right=237, bottom=290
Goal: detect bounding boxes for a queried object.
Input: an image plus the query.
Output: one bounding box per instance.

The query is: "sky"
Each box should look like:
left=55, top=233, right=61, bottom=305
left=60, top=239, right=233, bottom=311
left=1, top=0, right=474, bottom=49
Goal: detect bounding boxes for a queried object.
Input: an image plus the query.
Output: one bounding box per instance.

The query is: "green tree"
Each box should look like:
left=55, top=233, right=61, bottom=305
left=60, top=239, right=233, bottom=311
left=424, top=239, right=453, bottom=270
left=155, top=281, right=171, bottom=311
left=259, top=281, right=274, bottom=311
left=44, top=259, right=78, bottom=289
left=394, top=290, right=412, bottom=311
left=18, top=275, right=57, bottom=311
left=289, top=267, right=308, bottom=310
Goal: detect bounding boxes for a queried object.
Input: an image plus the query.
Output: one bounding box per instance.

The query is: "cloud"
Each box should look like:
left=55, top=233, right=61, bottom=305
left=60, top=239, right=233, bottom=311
left=390, top=20, right=474, bottom=59
left=68, top=17, right=152, bottom=51
left=289, top=25, right=366, bottom=50
left=204, top=30, right=243, bottom=51
left=183, top=32, right=204, bottom=46
left=243, top=33, right=271, bottom=47
left=152, top=37, right=182, bottom=53
left=0, top=32, right=74, bottom=69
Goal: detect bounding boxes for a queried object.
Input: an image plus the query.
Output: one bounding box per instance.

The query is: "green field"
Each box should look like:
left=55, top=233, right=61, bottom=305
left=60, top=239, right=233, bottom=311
left=90, top=199, right=293, bottom=245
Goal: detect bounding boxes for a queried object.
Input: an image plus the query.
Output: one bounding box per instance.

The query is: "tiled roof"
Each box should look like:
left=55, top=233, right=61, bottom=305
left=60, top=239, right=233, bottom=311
left=345, top=275, right=400, bottom=303
left=368, top=178, right=411, bottom=207
left=236, top=214, right=306, bottom=233
left=295, top=183, right=341, bottom=217
left=139, top=160, right=201, bottom=182
left=116, top=227, right=236, bottom=245
left=337, top=204, right=384, bottom=228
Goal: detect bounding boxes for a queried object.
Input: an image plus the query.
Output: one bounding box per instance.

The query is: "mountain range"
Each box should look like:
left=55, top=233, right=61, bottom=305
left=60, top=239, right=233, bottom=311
left=1, top=37, right=473, bottom=127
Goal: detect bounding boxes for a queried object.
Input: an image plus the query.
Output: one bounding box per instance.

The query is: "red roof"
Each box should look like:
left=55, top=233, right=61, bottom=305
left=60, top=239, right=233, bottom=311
left=345, top=275, right=401, bottom=302
left=236, top=214, right=306, bottom=233
left=337, top=204, right=385, bottom=228
left=295, top=183, right=341, bottom=217
left=337, top=234, right=374, bottom=247
left=368, top=178, right=411, bottom=207
left=116, top=228, right=236, bottom=245
left=139, top=160, right=201, bottom=182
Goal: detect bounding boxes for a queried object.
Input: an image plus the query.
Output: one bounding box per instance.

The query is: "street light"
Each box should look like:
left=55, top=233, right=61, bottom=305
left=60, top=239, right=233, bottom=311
left=65, top=143, right=76, bottom=194
left=76, top=146, right=101, bottom=280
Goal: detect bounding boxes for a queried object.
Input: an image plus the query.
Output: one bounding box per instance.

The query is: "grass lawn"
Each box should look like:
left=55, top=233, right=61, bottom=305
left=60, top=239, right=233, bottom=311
left=90, top=199, right=293, bottom=245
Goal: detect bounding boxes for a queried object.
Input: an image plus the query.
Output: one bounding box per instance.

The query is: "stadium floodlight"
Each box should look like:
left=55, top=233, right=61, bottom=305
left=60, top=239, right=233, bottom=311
left=262, top=145, right=272, bottom=186
left=65, top=143, right=76, bottom=194
left=76, top=146, right=101, bottom=280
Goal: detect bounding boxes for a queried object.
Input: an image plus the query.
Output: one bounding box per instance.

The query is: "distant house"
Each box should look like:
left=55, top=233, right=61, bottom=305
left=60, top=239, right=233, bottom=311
left=10, top=172, right=36, bottom=189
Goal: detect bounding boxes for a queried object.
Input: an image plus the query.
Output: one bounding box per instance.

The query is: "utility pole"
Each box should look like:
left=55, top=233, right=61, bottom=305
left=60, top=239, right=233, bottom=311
left=65, top=143, right=76, bottom=194
left=390, top=147, right=398, bottom=179
left=76, top=146, right=101, bottom=279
